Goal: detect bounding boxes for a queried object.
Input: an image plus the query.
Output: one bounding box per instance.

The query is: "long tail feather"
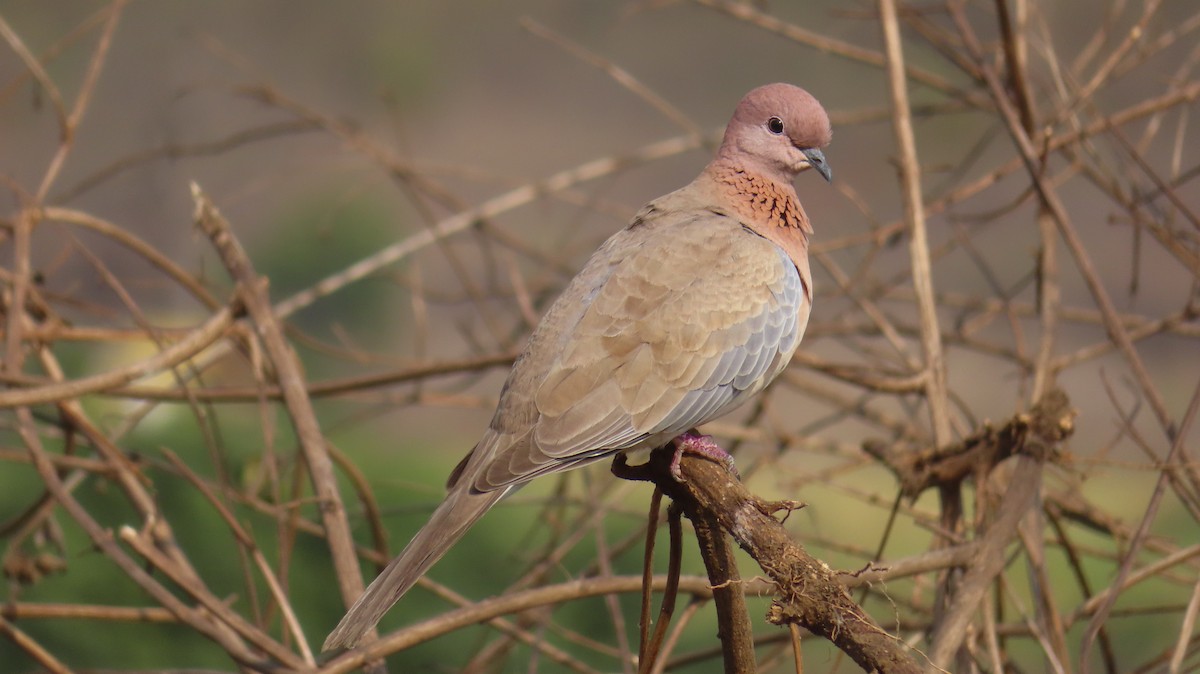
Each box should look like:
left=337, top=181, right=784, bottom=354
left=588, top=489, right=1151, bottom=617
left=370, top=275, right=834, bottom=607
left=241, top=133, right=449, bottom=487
left=322, top=486, right=507, bottom=651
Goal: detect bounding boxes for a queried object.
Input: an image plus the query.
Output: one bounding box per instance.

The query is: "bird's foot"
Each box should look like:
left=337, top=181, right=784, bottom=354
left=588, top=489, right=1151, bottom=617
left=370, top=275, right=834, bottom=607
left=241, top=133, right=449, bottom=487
left=669, top=432, right=739, bottom=481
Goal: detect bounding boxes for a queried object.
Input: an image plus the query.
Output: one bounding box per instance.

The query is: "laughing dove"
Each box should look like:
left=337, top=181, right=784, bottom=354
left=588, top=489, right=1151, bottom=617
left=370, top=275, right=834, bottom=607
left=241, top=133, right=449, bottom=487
left=324, top=83, right=832, bottom=651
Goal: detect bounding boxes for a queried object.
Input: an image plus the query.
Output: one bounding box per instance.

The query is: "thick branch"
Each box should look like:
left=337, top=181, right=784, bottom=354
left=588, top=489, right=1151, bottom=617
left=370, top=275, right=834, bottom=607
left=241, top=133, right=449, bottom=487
left=686, top=494, right=756, bottom=673
left=864, top=388, right=1074, bottom=499
left=615, top=449, right=922, bottom=674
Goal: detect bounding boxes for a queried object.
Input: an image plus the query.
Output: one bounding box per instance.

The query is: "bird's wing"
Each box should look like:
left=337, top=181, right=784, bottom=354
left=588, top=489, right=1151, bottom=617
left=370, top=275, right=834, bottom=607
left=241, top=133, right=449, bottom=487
left=469, top=209, right=809, bottom=491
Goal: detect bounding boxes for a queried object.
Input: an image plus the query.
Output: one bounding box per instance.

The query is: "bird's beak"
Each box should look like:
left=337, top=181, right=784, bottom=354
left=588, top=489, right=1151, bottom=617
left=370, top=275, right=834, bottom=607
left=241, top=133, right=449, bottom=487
left=802, top=148, right=832, bottom=182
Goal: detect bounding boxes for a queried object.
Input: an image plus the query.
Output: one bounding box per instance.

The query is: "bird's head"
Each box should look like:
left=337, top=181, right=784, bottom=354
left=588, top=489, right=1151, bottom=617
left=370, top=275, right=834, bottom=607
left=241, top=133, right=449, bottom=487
left=717, top=83, right=832, bottom=183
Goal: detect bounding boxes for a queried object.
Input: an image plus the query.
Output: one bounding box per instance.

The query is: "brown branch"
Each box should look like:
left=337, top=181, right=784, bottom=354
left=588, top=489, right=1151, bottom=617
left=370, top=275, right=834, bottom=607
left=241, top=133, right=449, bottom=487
left=52, top=120, right=319, bottom=203
left=0, top=14, right=68, bottom=136
left=0, top=303, right=236, bottom=407
left=863, top=387, right=1076, bottom=667
left=118, top=525, right=306, bottom=668
left=614, top=449, right=923, bottom=674
left=689, top=496, right=756, bottom=673
left=190, top=185, right=367, bottom=633
left=321, top=575, right=734, bottom=674
left=691, top=0, right=979, bottom=105
left=13, top=409, right=270, bottom=667
left=1078, top=381, right=1200, bottom=667
left=636, top=489, right=673, bottom=672
left=107, top=351, right=516, bottom=402
left=0, top=603, right=176, bottom=622
left=927, top=456, right=1043, bottom=667
left=950, top=2, right=1178, bottom=443
left=42, top=206, right=222, bottom=309
left=879, top=0, right=953, bottom=449
left=267, top=131, right=707, bottom=321
left=34, top=0, right=128, bottom=200
left=864, top=388, right=1074, bottom=500
left=160, top=448, right=316, bottom=666
left=0, top=614, right=71, bottom=674
left=520, top=18, right=703, bottom=139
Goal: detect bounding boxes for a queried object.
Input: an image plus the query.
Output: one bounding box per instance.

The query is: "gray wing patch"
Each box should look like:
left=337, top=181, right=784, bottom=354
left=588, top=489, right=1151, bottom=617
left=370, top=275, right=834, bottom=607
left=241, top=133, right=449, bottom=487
left=479, top=224, right=808, bottom=491
left=647, top=246, right=804, bottom=437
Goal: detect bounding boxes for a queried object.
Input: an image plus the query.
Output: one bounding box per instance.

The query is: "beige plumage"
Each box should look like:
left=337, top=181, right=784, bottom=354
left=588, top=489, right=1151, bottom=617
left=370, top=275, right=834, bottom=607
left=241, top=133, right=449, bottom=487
left=323, top=83, right=832, bottom=651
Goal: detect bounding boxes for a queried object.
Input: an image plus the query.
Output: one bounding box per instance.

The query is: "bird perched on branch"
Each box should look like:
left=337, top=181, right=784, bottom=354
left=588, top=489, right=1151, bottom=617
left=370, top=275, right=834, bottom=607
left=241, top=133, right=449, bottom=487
left=324, top=83, right=832, bottom=651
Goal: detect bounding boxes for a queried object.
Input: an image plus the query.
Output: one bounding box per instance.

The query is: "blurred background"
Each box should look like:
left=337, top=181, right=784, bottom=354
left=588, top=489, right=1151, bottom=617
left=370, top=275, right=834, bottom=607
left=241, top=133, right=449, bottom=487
left=1, top=1, right=1197, bottom=672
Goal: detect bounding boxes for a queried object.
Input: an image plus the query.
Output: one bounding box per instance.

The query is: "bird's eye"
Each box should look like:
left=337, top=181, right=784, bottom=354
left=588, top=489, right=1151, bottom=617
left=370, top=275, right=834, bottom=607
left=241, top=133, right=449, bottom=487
left=767, top=117, right=785, bottom=134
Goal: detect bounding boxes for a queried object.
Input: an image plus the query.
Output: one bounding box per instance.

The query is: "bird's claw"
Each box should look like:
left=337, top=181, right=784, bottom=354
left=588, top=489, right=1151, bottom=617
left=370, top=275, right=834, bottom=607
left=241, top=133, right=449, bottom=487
left=669, top=432, right=739, bottom=481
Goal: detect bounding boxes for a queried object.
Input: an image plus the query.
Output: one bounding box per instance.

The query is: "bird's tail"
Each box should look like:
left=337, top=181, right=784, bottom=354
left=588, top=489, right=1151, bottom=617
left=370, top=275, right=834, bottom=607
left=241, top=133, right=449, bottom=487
left=322, top=485, right=507, bottom=651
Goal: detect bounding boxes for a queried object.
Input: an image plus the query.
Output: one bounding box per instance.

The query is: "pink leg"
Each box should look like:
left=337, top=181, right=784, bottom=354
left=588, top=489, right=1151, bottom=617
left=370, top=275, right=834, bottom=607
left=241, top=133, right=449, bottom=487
left=669, top=431, right=739, bottom=481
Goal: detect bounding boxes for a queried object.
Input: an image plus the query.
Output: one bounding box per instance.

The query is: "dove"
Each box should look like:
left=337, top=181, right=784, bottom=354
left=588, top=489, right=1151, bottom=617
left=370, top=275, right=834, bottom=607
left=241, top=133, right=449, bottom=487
left=323, top=83, right=832, bottom=651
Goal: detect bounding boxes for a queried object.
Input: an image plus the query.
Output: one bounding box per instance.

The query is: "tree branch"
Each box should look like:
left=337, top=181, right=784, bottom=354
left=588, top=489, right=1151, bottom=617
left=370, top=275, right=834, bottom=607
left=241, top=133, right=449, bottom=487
left=614, top=448, right=923, bottom=673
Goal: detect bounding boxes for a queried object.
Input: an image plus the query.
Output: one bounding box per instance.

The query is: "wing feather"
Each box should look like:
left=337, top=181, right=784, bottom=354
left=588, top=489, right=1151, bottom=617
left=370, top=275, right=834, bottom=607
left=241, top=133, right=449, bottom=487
left=471, top=209, right=809, bottom=492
